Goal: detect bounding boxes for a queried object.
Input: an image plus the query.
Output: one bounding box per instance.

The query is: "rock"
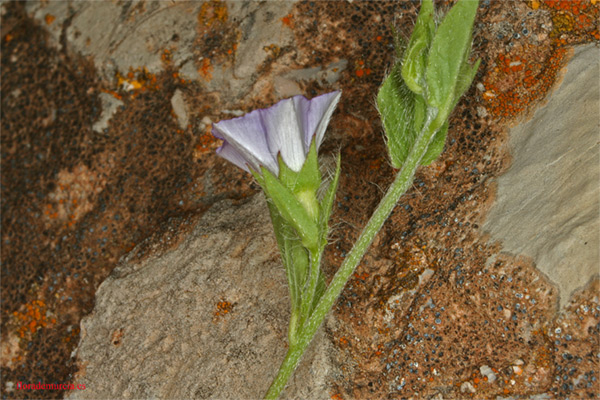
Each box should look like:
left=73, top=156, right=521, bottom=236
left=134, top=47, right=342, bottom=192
left=170, top=89, right=189, bottom=130
left=25, top=1, right=295, bottom=97
left=92, top=92, right=123, bottom=133
left=460, top=381, right=476, bottom=394
left=69, top=194, right=336, bottom=399
left=480, top=364, right=497, bottom=383
left=483, top=44, right=599, bottom=309
left=26, top=2, right=201, bottom=80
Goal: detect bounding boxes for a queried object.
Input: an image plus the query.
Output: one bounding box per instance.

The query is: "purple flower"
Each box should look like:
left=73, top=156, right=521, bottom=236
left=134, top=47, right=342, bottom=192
left=212, top=91, right=341, bottom=175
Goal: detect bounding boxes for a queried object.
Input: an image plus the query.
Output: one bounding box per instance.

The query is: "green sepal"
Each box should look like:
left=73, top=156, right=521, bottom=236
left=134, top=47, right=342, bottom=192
left=401, top=0, right=435, bottom=95
left=420, top=119, right=448, bottom=165
left=276, top=140, right=322, bottom=222
left=310, top=269, right=326, bottom=313
left=277, top=156, right=299, bottom=192
left=318, top=152, right=341, bottom=242
left=425, top=0, right=479, bottom=121
left=260, top=166, right=319, bottom=251
left=266, top=202, right=308, bottom=325
left=377, top=63, right=417, bottom=169
left=295, top=139, right=321, bottom=195
left=277, top=139, right=321, bottom=195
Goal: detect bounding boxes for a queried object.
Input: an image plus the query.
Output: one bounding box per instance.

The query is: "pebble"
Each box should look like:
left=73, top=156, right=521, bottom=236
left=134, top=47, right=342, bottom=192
left=480, top=365, right=497, bottom=383
left=460, top=381, right=476, bottom=393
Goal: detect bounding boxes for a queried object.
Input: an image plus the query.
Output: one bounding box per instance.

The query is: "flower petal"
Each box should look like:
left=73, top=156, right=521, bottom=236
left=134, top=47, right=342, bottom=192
left=215, top=141, right=251, bottom=172
left=260, top=98, right=305, bottom=172
left=294, top=91, right=341, bottom=151
left=212, top=91, right=341, bottom=176
left=212, top=111, right=278, bottom=174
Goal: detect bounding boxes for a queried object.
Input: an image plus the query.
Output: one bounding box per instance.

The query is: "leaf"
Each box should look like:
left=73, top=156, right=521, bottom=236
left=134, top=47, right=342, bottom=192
left=425, top=0, right=479, bottom=121
left=412, top=93, right=427, bottom=134
left=401, top=0, right=435, bottom=95
left=420, top=119, right=448, bottom=165
left=452, top=58, right=481, bottom=110
left=377, top=64, right=417, bottom=169
left=261, top=167, right=319, bottom=251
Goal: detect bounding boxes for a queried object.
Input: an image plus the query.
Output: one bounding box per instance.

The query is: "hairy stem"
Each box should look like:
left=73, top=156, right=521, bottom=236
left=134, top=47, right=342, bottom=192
left=265, top=114, right=438, bottom=399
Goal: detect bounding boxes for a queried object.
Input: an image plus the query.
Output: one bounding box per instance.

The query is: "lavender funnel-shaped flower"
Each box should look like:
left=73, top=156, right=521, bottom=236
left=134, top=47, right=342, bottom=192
left=212, top=91, right=341, bottom=176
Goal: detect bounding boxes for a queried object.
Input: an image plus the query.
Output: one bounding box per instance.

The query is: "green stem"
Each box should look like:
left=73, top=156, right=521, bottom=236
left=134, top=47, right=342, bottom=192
left=264, top=115, right=438, bottom=399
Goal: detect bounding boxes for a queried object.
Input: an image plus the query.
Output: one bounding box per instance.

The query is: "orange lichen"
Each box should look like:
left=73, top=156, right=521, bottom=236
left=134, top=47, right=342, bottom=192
left=263, top=44, right=281, bottom=59
left=116, top=67, right=159, bottom=93
left=482, top=45, right=568, bottom=120
left=536, top=0, right=600, bottom=41
left=12, top=300, right=56, bottom=339
left=198, top=58, right=213, bottom=80
left=198, top=0, right=228, bottom=27
left=5, top=33, right=13, bottom=42
left=214, top=300, right=234, bottom=319
left=355, top=60, right=372, bottom=78
left=161, top=48, right=173, bottom=65
left=63, top=326, right=80, bottom=344
left=101, top=88, right=123, bottom=101
left=194, top=129, right=219, bottom=157
left=353, top=271, right=370, bottom=281
left=281, top=13, right=294, bottom=29
left=44, top=14, right=55, bottom=25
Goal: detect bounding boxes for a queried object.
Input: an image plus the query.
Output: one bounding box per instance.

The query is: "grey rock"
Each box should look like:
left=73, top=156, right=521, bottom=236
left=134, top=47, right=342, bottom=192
left=26, top=1, right=202, bottom=80
left=171, top=89, right=189, bottom=130
left=69, top=194, right=336, bottom=399
left=275, top=60, right=348, bottom=97
left=92, top=92, right=123, bottom=133
left=25, top=1, right=295, bottom=100
left=483, top=44, right=600, bottom=309
left=479, top=364, right=496, bottom=383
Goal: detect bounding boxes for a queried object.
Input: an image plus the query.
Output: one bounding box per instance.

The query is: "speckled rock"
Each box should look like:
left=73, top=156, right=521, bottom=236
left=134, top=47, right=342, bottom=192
left=483, top=44, right=600, bottom=309
left=69, top=194, right=336, bottom=400
left=25, top=1, right=296, bottom=97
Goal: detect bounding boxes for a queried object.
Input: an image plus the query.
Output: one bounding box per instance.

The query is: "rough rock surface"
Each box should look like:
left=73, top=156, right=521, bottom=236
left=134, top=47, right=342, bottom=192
left=2, top=1, right=598, bottom=399
left=69, top=194, right=336, bottom=400
left=483, top=44, right=599, bottom=309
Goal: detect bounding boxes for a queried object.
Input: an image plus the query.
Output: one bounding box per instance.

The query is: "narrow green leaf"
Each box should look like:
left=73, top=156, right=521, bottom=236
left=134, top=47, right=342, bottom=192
left=377, top=64, right=417, bottom=168
left=289, top=241, right=309, bottom=305
left=420, top=119, right=448, bottom=165
left=310, top=269, right=326, bottom=313
left=319, top=152, right=341, bottom=238
left=425, top=0, right=479, bottom=119
left=401, top=0, right=435, bottom=95
left=261, top=167, right=319, bottom=250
